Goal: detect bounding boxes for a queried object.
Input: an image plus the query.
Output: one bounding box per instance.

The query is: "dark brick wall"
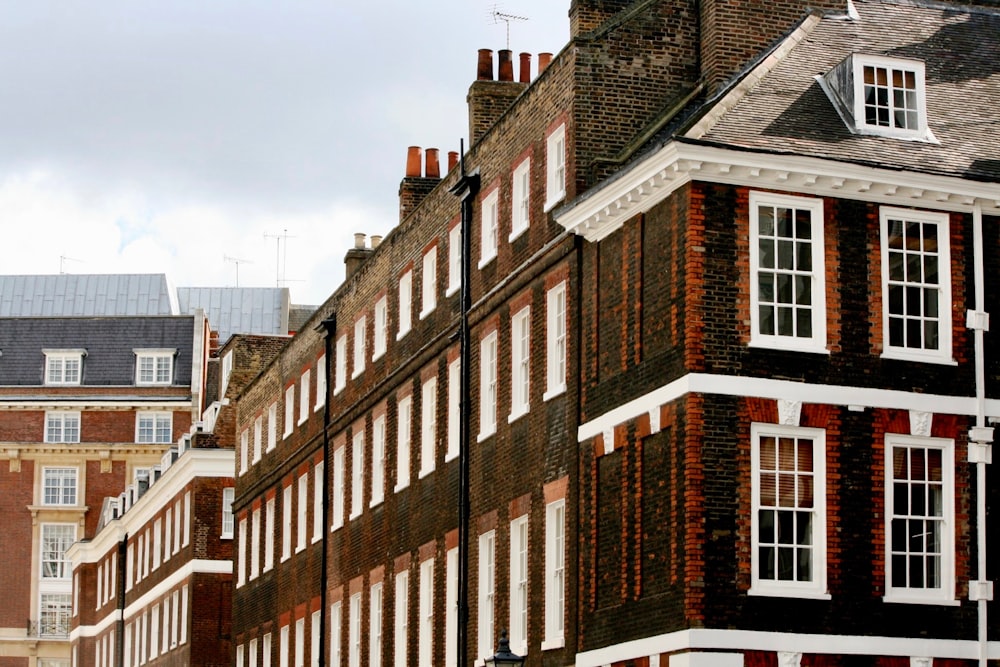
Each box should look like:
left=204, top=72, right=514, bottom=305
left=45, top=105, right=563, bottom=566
left=0, top=460, right=33, bottom=627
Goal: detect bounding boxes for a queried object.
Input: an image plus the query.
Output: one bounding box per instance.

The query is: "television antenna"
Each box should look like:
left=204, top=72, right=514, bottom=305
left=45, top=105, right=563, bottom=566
left=59, top=255, right=84, bottom=274
left=263, top=229, right=296, bottom=288
left=224, top=255, right=252, bottom=287
left=488, top=5, right=528, bottom=49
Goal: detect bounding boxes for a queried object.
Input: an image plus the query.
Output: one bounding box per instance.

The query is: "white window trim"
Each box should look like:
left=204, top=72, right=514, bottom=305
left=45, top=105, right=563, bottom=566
left=42, top=466, right=78, bottom=506
left=397, top=270, right=413, bottom=341
left=134, top=348, right=175, bottom=386
left=240, top=429, right=249, bottom=475
left=315, top=355, right=327, bottom=412
left=543, top=281, right=567, bottom=401
left=373, top=296, right=389, bottom=361
left=541, top=499, right=566, bottom=650
left=544, top=124, right=566, bottom=212
left=445, top=548, right=458, bottom=667
left=508, top=306, right=530, bottom=423
left=748, top=191, right=828, bottom=354
left=353, top=316, right=367, bottom=379
left=264, top=497, right=275, bottom=571
left=420, top=246, right=438, bottom=321
left=394, top=571, right=409, bottom=667
left=335, top=336, right=348, bottom=395
left=136, top=411, right=173, bottom=445
left=284, top=386, right=295, bottom=438
left=329, top=603, right=342, bottom=667
left=221, top=487, right=235, bottom=539
left=477, top=531, right=496, bottom=663
left=883, top=433, right=956, bottom=605
left=478, top=332, right=498, bottom=442
left=351, top=431, right=364, bottom=520
left=297, top=474, right=308, bottom=552
left=879, top=207, right=954, bottom=365
left=253, top=415, right=263, bottom=462
left=419, top=376, right=437, bottom=479
left=395, top=396, right=412, bottom=492
left=349, top=593, right=361, bottom=667
left=749, top=422, right=830, bottom=600
left=332, top=446, right=345, bottom=531
left=268, top=403, right=278, bottom=451
left=237, top=517, right=247, bottom=587
left=299, top=370, right=311, bottom=425
left=510, top=158, right=531, bottom=242
left=418, top=558, right=434, bottom=667
left=250, top=507, right=261, bottom=579
left=371, top=415, right=386, bottom=507
left=370, top=582, right=384, bottom=667
left=44, top=411, right=81, bottom=444
left=44, top=350, right=85, bottom=386
left=479, top=190, right=499, bottom=268
left=447, top=224, right=461, bottom=298
left=282, top=485, right=292, bottom=561
left=851, top=54, right=930, bottom=140
left=509, top=515, right=529, bottom=655
left=446, top=359, right=460, bottom=463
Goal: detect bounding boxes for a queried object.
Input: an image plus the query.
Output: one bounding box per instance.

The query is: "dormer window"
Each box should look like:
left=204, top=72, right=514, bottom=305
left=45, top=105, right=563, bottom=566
left=44, top=350, right=85, bottom=385
left=135, top=349, right=175, bottom=385
left=820, top=54, right=932, bottom=141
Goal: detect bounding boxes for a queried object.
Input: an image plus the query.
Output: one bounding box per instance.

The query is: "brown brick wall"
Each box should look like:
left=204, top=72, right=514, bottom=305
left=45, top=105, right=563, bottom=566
left=0, top=460, right=34, bottom=627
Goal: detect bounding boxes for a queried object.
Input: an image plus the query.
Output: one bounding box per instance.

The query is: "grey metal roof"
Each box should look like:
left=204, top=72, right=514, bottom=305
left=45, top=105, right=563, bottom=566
left=0, top=274, right=177, bottom=317
left=176, top=287, right=290, bottom=342
left=692, top=0, right=1000, bottom=181
left=0, top=316, right=195, bottom=387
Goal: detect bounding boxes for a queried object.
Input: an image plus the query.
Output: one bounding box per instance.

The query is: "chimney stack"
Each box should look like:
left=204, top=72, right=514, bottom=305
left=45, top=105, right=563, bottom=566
left=467, top=49, right=529, bottom=145
left=345, top=233, right=374, bottom=279
left=399, top=145, right=442, bottom=223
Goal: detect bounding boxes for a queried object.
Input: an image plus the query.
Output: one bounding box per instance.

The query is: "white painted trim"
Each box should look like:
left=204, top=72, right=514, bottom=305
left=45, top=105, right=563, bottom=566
left=69, top=609, right=122, bottom=640
left=0, top=399, right=193, bottom=409
left=574, top=627, right=1000, bottom=667
left=123, top=559, right=231, bottom=621
left=577, top=372, right=1000, bottom=443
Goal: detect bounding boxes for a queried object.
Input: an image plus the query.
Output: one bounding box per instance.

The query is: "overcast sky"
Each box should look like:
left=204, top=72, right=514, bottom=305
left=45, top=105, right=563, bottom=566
left=0, top=1, right=569, bottom=305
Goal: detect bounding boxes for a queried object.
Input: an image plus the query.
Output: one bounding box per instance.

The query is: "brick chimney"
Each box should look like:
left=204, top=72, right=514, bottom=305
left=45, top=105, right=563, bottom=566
left=569, top=0, right=633, bottom=38
left=345, top=233, right=374, bottom=279
left=467, top=49, right=528, bottom=145
left=398, top=146, right=442, bottom=223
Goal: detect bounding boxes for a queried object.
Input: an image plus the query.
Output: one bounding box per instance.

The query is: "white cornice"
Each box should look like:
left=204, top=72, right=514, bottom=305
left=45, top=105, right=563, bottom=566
left=0, top=400, right=193, bottom=410
left=555, top=142, right=1000, bottom=243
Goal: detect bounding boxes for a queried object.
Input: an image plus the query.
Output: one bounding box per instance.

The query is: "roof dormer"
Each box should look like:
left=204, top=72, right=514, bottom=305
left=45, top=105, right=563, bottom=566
left=820, top=53, right=935, bottom=142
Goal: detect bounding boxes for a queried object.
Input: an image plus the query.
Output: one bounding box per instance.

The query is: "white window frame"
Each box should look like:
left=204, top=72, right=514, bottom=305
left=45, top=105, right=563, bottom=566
left=335, top=335, right=348, bottom=394
left=42, top=467, right=78, bottom=506
left=395, top=396, right=412, bottom=492
left=280, top=625, right=290, bottom=667
left=315, top=355, right=326, bottom=412
left=45, top=411, right=81, bottom=444
left=509, top=515, right=528, bottom=655
left=749, top=423, right=829, bottom=599
left=480, top=189, right=499, bottom=268
left=237, top=517, right=247, bottom=587
left=446, top=359, right=459, bottom=462
left=394, top=571, right=409, bottom=667
left=221, top=350, right=234, bottom=396
left=884, top=433, right=955, bottom=605
left=510, top=158, right=531, bottom=241
left=509, top=306, right=530, bottom=421
left=40, top=523, right=76, bottom=580
left=370, top=582, right=384, bottom=667
left=268, top=402, right=278, bottom=451
left=295, top=618, right=305, bottom=667
left=373, top=295, right=389, bottom=360
left=477, top=530, right=496, bottom=663
left=542, top=499, right=566, bottom=649
left=397, top=270, right=413, bottom=340
left=853, top=55, right=928, bottom=139
left=299, top=370, right=311, bottom=425
left=420, top=246, right=437, bottom=320
left=329, top=603, right=341, bottom=667
left=264, top=497, right=275, bottom=571
left=251, top=637, right=259, bottom=667
left=282, top=485, right=292, bottom=561
left=240, top=429, right=249, bottom=475
left=544, top=124, right=566, bottom=212
left=135, top=349, right=174, bottom=386
left=748, top=191, right=827, bottom=353
left=445, top=548, right=458, bottom=667
left=353, top=316, right=366, bottom=379
left=310, top=611, right=320, bottom=667
left=313, top=461, right=324, bottom=543
left=879, top=207, right=953, bottom=364
left=419, top=376, right=437, bottom=478
left=371, top=415, right=386, bottom=507
left=418, top=558, right=434, bottom=667
left=221, top=487, right=235, bottom=538
left=253, top=415, right=263, bottom=462
left=250, top=507, right=261, bottom=579
left=479, top=332, right=497, bottom=441
left=447, top=224, right=461, bottom=297
left=351, top=431, right=364, bottom=520
left=332, top=446, right=345, bottom=530
left=349, top=594, right=361, bottom=667
left=136, top=412, right=172, bottom=444
left=297, top=473, right=308, bottom=552
left=263, top=632, right=272, bottom=667
left=544, top=281, right=567, bottom=400
left=284, top=386, right=295, bottom=438
left=44, top=350, right=83, bottom=386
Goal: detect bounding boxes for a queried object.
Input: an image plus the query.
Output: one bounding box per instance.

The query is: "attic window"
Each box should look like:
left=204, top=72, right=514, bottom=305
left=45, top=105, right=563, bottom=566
left=820, top=54, right=933, bottom=141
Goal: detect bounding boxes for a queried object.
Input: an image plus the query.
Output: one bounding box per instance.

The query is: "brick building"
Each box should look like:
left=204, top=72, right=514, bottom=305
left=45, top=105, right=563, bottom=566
left=66, top=332, right=290, bottom=667
left=0, top=309, right=208, bottom=667
left=228, top=0, right=1000, bottom=666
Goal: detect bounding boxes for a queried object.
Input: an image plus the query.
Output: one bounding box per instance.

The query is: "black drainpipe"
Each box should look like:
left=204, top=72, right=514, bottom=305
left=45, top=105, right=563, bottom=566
left=449, top=140, right=480, bottom=667
left=317, top=315, right=336, bottom=667
left=116, top=534, right=127, bottom=667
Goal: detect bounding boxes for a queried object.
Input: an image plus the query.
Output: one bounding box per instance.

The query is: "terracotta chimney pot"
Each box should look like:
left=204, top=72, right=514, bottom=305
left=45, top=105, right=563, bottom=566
left=425, top=148, right=440, bottom=178
left=477, top=49, right=494, bottom=81
left=538, top=52, right=553, bottom=72
left=519, top=53, right=531, bottom=83
left=498, top=49, right=514, bottom=82
left=448, top=151, right=459, bottom=172
left=405, top=146, right=422, bottom=178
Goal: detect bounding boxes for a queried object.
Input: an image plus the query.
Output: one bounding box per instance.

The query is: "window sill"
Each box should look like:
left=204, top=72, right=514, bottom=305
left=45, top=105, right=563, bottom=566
left=396, top=329, right=410, bottom=342
left=748, top=339, right=831, bottom=355
left=477, top=429, right=495, bottom=444
left=418, top=467, right=435, bottom=480
left=444, top=451, right=458, bottom=463
left=282, top=431, right=293, bottom=440
left=314, top=403, right=324, bottom=413
left=883, top=593, right=959, bottom=606
left=880, top=350, right=957, bottom=366
left=543, top=385, right=566, bottom=402
left=297, top=417, right=308, bottom=426
left=445, top=284, right=460, bottom=298
left=508, top=408, right=528, bottom=424
left=280, top=555, right=290, bottom=563
left=393, top=482, right=409, bottom=493
left=372, top=350, right=385, bottom=363
left=330, top=523, right=343, bottom=533
left=351, top=370, right=364, bottom=380
left=508, top=225, right=527, bottom=243
left=295, top=545, right=306, bottom=554
left=220, top=534, right=234, bottom=541
left=311, top=535, right=322, bottom=545
left=540, top=637, right=565, bottom=651
left=543, top=192, right=565, bottom=214
left=334, top=386, right=345, bottom=396
left=478, top=255, right=496, bottom=270
left=349, top=511, right=361, bottom=521
left=748, top=586, right=831, bottom=600
left=419, top=307, right=436, bottom=321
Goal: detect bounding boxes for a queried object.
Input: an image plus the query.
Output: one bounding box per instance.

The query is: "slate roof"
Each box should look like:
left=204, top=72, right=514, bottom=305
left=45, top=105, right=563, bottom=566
left=0, top=274, right=176, bottom=317
left=689, top=0, right=1000, bottom=182
left=176, top=287, right=291, bottom=342
left=0, top=316, right=195, bottom=387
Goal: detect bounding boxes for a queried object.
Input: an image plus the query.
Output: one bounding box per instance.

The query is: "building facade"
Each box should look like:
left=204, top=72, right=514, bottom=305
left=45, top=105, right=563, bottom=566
left=0, top=313, right=208, bottom=667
